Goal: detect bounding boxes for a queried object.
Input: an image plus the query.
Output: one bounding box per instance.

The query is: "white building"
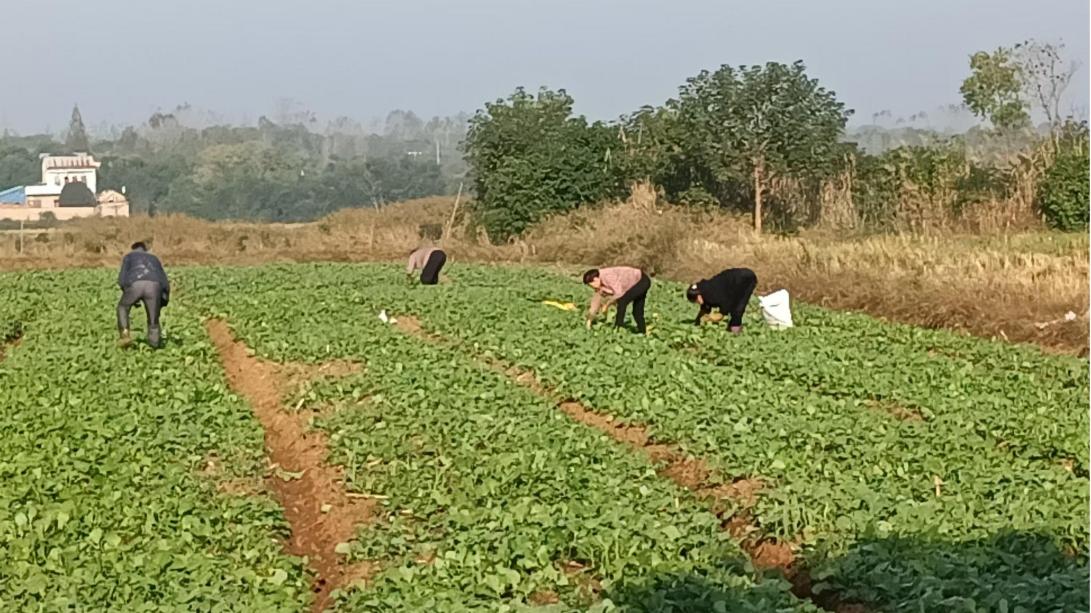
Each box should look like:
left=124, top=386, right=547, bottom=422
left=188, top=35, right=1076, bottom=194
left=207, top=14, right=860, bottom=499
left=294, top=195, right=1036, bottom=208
left=0, top=153, right=129, bottom=221
left=42, top=153, right=99, bottom=194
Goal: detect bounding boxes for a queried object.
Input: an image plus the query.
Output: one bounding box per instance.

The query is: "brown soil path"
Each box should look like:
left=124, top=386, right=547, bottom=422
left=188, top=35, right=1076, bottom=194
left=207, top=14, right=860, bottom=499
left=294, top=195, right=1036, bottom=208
left=390, top=315, right=866, bottom=612
left=206, top=319, right=374, bottom=612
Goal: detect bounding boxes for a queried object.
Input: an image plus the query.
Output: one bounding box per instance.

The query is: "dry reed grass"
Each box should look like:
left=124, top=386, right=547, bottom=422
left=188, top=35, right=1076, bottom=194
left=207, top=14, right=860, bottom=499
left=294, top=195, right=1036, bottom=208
left=1, top=196, right=1085, bottom=354
left=524, top=200, right=1087, bottom=354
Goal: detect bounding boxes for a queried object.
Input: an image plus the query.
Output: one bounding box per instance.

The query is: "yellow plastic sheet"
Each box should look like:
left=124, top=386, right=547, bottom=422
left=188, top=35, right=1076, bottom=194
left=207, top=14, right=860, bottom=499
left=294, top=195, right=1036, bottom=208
left=541, top=300, right=577, bottom=312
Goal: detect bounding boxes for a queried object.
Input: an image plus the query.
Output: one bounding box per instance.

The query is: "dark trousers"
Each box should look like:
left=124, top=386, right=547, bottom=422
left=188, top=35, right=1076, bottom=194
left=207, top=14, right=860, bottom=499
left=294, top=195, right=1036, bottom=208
left=420, top=250, right=447, bottom=285
left=118, top=280, right=163, bottom=346
left=615, top=273, right=651, bottom=334
left=727, top=275, right=758, bottom=328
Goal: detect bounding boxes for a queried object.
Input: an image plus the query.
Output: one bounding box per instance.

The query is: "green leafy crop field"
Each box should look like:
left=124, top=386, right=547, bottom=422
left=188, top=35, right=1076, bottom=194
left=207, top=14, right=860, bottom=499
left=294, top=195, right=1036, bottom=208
left=0, top=263, right=1086, bottom=612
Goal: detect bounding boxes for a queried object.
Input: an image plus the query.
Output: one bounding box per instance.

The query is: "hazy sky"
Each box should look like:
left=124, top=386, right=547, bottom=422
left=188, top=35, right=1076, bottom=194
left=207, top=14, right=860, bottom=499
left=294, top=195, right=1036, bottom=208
left=1, top=0, right=1087, bottom=133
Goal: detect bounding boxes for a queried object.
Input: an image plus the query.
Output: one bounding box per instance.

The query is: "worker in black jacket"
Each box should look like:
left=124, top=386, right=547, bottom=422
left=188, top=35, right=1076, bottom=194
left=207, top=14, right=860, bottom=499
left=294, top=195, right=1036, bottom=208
left=686, top=268, right=757, bottom=334
left=117, top=242, right=170, bottom=348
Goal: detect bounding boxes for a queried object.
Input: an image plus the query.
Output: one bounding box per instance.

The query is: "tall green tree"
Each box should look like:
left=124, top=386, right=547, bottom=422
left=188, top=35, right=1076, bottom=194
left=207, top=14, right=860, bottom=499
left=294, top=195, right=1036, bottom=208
left=0, top=147, right=39, bottom=188
left=464, top=87, right=625, bottom=239
left=675, top=61, right=851, bottom=232
left=64, top=105, right=91, bottom=152
left=959, top=48, right=1030, bottom=131
left=619, top=106, right=682, bottom=187
left=98, top=155, right=191, bottom=216
left=164, top=142, right=300, bottom=220
left=618, top=105, right=718, bottom=206
left=363, top=157, right=444, bottom=205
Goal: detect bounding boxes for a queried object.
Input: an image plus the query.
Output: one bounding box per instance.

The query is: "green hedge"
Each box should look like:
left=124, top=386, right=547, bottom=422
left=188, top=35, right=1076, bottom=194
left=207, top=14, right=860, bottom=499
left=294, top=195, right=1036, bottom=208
left=1038, top=146, right=1089, bottom=231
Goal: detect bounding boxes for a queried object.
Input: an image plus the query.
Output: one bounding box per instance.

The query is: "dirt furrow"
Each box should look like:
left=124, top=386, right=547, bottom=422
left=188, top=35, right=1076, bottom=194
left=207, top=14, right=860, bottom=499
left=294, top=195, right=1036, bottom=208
left=206, top=319, right=374, bottom=612
left=390, top=314, right=866, bottom=613
left=393, top=317, right=774, bottom=551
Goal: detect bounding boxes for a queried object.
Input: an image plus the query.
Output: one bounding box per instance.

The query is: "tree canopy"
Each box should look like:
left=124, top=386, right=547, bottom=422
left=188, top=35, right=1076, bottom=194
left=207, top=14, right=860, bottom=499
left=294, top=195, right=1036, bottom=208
left=0, top=105, right=464, bottom=222
left=463, top=87, right=626, bottom=239
left=64, top=105, right=90, bottom=153
left=464, top=62, right=851, bottom=235
left=674, top=61, right=852, bottom=231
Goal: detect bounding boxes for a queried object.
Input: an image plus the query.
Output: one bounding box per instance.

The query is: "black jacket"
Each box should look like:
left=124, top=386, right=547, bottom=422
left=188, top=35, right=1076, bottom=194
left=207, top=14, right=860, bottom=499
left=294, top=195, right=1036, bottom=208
left=118, top=250, right=170, bottom=301
left=693, top=268, right=757, bottom=324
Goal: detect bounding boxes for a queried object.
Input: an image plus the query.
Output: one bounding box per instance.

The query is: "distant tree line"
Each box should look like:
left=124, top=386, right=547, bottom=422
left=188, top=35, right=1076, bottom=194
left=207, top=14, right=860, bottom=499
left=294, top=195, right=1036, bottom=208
left=464, top=40, right=1087, bottom=239
left=2, top=40, right=1085, bottom=235
left=0, top=106, right=468, bottom=222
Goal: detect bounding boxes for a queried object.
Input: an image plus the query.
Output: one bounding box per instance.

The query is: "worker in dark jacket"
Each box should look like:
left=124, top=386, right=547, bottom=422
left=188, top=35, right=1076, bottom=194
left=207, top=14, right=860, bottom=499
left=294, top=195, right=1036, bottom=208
left=117, top=242, right=170, bottom=348
left=686, top=268, right=757, bottom=334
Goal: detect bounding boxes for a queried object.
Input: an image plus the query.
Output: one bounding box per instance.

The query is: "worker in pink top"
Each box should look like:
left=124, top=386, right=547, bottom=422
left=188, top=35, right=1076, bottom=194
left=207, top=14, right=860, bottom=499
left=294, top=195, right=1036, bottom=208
left=582, top=266, right=651, bottom=334
left=406, top=245, right=447, bottom=285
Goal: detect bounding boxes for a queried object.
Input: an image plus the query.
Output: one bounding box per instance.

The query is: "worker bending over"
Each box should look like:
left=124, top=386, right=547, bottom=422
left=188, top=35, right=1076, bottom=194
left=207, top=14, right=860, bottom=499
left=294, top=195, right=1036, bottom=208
left=117, top=241, right=170, bottom=348
left=583, top=266, right=651, bottom=334
left=686, top=268, right=757, bottom=334
left=406, top=245, right=447, bottom=285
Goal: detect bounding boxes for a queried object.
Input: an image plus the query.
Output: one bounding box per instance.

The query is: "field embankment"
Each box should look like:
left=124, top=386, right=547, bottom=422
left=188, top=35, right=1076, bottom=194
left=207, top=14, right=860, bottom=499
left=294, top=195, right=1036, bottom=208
left=0, top=196, right=1085, bottom=354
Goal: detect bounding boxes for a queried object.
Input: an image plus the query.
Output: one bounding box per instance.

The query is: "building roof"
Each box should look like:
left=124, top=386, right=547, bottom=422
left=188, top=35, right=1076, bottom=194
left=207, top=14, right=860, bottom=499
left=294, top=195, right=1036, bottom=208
left=43, top=154, right=100, bottom=170
left=58, top=182, right=96, bottom=207
left=97, top=189, right=128, bottom=204
left=0, top=186, right=25, bottom=205
left=25, top=183, right=61, bottom=197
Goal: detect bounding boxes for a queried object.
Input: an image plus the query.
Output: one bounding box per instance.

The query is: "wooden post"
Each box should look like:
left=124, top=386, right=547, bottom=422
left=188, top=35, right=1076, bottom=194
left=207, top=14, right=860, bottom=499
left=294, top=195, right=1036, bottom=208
left=443, top=182, right=464, bottom=240
left=18, top=219, right=24, bottom=254
left=752, top=162, right=764, bottom=234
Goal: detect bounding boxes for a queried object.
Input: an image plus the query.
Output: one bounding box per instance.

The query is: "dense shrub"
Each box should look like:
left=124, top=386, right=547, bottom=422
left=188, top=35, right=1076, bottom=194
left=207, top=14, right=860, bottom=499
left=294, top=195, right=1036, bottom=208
left=1038, top=146, right=1090, bottom=231
left=463, top=88, right=627, bottom=240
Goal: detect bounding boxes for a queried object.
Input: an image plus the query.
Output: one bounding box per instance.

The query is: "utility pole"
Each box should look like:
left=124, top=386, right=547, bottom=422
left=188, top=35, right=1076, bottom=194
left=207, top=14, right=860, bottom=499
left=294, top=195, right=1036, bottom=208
left=443, top=182, right=464, bottom=240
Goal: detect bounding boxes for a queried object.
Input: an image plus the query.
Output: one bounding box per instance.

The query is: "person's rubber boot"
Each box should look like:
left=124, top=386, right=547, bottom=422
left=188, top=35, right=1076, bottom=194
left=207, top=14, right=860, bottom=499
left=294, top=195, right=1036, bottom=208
left=118, top=329, right=132, bottom=348
left=729, top=325, right=743, bottom=335
left=148, top=326, right=162, bottom=349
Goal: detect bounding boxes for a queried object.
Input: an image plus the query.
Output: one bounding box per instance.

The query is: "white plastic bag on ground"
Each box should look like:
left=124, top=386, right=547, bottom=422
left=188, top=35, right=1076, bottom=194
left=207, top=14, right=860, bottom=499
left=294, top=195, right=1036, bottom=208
left=759, top=289, right=794, bottom=329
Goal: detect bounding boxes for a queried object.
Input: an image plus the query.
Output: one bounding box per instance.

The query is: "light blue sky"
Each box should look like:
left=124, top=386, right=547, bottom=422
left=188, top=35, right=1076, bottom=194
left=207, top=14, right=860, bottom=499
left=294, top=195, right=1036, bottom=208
left=1, top=0, right=1087, bottom=133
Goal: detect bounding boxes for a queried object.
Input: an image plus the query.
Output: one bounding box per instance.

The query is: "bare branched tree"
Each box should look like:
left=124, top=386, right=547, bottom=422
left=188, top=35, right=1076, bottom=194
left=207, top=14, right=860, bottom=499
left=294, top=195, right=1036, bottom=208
left=1014, top=39, right=1080, bottom=145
